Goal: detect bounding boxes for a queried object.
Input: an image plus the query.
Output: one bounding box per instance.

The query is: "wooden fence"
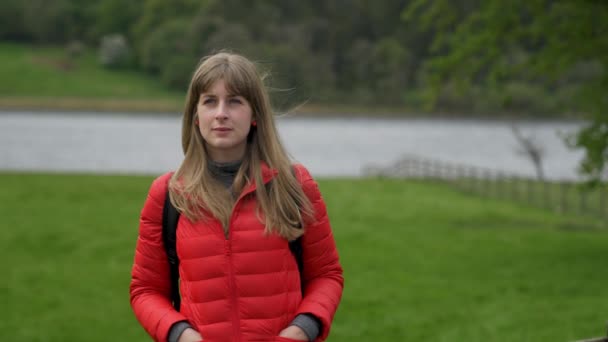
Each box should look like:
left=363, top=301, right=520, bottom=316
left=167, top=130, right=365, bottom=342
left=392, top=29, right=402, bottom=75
left=363, top=155, right=607, bottom=221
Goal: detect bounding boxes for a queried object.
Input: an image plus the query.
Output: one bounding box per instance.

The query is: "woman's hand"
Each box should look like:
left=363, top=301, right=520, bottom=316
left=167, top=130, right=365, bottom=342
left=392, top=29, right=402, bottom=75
left=178, top=327, right=203, bottom=342
left=278, top=325, right=309, bottom=341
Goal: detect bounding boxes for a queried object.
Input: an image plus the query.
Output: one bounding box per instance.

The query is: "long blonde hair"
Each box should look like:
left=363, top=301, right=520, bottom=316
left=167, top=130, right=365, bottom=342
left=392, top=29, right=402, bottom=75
left=169, top=52, right=312, bottom=240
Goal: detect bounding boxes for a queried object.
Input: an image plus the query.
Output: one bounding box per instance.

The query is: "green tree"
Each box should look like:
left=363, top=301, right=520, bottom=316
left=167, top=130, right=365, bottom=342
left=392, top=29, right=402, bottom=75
left=0, top=0, right=27, bottom=40
left=403, top=0, right=608, bottom=182
left=140, top=19, right=198, bottom=89
left=132, top=0, right=202, bottom=56
left=93, top=0, right=143, bottom=40
left=21, top=0, right=74, bottom=43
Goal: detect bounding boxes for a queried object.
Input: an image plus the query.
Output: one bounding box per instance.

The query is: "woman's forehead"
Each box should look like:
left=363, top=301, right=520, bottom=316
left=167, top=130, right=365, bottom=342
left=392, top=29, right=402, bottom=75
left=199, top=76, right=249, bottom=97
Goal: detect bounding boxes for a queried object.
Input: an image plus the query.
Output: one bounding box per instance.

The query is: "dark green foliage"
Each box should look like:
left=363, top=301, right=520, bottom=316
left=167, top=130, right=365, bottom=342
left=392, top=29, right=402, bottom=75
left=570, top=114, right=608, bottom=182
left=161, top=54, right=196, bottom=90
left=403, top=0, right=608, bottom=182
left=0, top=0, right=26, bottom=40
left=92, top=0, right=143, bottom=39
left=140, top=20, right=195, bottom=74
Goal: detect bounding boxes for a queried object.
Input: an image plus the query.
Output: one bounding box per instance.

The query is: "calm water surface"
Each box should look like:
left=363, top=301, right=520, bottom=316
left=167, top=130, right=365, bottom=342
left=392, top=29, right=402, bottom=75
left=0, top=111, right=585, bottom=180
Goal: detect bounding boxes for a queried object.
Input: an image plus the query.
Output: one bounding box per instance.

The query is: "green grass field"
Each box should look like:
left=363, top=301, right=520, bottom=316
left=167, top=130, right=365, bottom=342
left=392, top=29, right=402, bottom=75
left=0, top=42, right=183, bottom=112
left=1, top=173, right=607, bottom=341
left=0, top=42, right=419, bottom=116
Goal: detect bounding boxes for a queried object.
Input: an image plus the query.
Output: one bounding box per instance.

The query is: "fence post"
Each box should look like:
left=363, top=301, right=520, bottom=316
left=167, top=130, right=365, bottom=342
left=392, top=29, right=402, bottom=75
left=483, top=169, right=491, bottom=197
left=457, top=165, right=465, bottom=190
left=510, top=176, right=517, bottom=202
left=424, top=159, right=431, bottom=180
left=601, top=185, right=606, bottom=219
left=436, top=160, right=442, bottom=180
left=580, top=186, right=588, bottom=215
left=527, top=178, right=533, bottom=205
left=469, top=167, right=476, bottom=194
left=493, top=172, right=498, bottom=199
left=542, top=179, right=553, bottom=210
left=560, top=182, right=568, bottom=214
left=497, top=172, right=504, bottom=199
left=402, top=158, right=409, bottom=178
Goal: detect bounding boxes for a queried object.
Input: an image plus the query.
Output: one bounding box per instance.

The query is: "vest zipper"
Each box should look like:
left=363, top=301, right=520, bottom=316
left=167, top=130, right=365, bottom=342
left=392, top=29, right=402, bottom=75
left=225, top=177, right=273, bottom=341
left=226, top=199, right=243, bottom=342
left=225, top=240, right=240, bottom=342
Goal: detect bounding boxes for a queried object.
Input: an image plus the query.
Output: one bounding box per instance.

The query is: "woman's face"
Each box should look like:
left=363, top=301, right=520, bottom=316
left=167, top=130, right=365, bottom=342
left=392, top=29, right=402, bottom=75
left=197, top=79, right=254, bottom=162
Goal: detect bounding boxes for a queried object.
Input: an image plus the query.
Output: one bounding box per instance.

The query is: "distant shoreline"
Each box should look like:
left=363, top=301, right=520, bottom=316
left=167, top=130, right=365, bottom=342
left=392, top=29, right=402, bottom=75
left=0, top=96, right=584, bottom=121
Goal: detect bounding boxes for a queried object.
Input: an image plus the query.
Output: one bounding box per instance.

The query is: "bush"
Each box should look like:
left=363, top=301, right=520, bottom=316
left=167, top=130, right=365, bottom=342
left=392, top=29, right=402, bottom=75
left=140, top=20, right=193, bottom=74
left=500, top=82, right=556, bottom=115
left=99, top=34, right=130, bottom=69
left=139, top=20, right=198, bottom=89
left=66, top=40, right=85, bottom=59
left=0, top=0, right=27, bottom=40
left=161, top=55, right=196, bottom=90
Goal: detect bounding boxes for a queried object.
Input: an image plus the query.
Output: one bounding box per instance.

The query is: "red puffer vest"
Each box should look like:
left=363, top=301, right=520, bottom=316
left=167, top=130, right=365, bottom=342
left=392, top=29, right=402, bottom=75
left=130, top=164, right=344, bottom=342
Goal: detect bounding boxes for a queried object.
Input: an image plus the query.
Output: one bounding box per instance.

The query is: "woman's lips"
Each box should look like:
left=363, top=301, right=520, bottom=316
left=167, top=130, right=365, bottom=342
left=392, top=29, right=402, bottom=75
left=213, top=127, right=232, bottom=135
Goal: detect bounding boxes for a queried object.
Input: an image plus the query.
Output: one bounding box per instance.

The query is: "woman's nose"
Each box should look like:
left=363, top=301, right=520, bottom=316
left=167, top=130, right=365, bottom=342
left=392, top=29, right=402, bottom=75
left=215, top=101, right=228, bottom=119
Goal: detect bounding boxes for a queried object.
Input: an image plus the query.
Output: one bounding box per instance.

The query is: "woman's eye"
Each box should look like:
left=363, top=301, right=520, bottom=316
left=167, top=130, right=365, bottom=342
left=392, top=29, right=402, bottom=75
left=229, top=98, right=242, bottom=104
left=202, top=98, right=215, bottom=105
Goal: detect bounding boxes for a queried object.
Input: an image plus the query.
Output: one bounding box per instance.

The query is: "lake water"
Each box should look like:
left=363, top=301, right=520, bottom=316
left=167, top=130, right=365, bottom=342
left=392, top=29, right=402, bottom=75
left=0, top=110, right=586, bottom=180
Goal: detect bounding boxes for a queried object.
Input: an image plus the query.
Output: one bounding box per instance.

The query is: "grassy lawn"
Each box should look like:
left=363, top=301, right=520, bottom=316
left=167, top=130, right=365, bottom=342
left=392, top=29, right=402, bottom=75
left=1, top=173, right=606, bottom=341
left=0, top=42, right=183, bottom=112
left=0, top=42, right=421, bottom=116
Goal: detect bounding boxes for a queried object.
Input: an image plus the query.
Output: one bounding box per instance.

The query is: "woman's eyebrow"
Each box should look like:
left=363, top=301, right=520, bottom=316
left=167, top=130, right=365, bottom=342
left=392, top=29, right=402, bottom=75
left=199, top=93, right=242, bottom=98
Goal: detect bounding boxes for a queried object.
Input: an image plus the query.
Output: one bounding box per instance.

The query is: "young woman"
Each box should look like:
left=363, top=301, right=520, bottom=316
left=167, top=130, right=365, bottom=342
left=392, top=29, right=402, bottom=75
left=130, top=52, right=344, bottom=342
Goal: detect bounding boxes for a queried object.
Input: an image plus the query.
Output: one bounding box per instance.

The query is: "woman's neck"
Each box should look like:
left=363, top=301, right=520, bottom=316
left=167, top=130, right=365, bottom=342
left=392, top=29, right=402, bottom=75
left=207, top=159, right=242, bottom=189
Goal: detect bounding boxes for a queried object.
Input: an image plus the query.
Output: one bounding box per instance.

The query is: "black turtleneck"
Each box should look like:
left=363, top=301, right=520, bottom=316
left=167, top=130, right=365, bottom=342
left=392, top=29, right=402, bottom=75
left=207, top=159, right=242, bottom=189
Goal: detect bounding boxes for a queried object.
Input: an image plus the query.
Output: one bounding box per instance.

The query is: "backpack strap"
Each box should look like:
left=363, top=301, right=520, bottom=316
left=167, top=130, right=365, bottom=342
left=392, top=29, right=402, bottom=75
left=287, top=165, right=305, bottom=291
left=162, top=184, right=181, bottom=311
left=289, top=236, right=304, bottom=292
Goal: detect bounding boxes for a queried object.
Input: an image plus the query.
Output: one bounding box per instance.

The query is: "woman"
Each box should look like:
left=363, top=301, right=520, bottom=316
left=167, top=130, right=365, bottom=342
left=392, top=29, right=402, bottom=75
left=129, top=52, right=344, bottom=342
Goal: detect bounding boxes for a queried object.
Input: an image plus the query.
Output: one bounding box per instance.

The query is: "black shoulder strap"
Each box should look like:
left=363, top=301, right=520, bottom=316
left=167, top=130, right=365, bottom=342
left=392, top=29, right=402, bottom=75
left=162, top=186, right=181, bottom=311
left=289, top=237, right=304, bottom=289
left=287, top=165, right=305, bottom=289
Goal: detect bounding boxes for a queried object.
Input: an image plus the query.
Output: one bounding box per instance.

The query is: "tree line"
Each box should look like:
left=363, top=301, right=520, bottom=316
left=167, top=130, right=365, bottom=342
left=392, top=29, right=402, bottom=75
left=0, top=0, right=605, bottom=180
